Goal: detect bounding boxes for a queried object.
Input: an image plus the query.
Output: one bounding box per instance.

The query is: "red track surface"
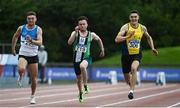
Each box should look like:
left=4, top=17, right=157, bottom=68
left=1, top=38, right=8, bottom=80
left=0, top=82, right=180, bottom=107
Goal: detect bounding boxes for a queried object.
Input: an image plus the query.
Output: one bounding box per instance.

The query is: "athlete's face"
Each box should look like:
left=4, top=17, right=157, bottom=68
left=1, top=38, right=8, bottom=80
left=129, top=13, right=139, bottom=25
left=27, top=15, right=36, bottom=26
left=78, top=20, right=88, bottom=31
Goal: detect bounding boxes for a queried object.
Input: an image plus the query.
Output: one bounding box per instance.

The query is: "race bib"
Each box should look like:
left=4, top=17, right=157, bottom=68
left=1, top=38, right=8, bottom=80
left=128, top=39, right=140, bottom=49
left=75, top=44, right=87, bottom=53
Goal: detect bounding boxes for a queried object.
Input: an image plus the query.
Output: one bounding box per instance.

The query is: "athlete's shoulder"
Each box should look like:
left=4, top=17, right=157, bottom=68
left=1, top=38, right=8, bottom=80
left=19, top=25, right=25, bottom=29
left=120, top=23, right=129, bottom=31
left=122, top=23, right=129, bottom=28
left=90, top=32, right=97, bottom=36
left=36, top=26, right=42, bottom=33
left=36, top=25, right=42, bottom=30
left=71, top=31, right=77, bottom=35
left=140, top=24, right=147, bottom=32
left=16, top=25, right=24, bottom=32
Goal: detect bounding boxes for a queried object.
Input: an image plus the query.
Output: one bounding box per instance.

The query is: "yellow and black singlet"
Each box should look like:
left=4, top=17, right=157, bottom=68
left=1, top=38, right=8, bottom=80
left=121, top=23, right=143, bottom=55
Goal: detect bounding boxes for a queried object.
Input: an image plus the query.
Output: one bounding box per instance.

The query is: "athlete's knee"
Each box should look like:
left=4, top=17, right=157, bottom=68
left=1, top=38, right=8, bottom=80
left=76, top=75, right=82, bottom=83
left=31, top=77, right=37, bottom=85
left=131, top=67, right=137, bottom=74
left=18, top=68, right=25, bottom=74
left=80, top=64, right=86, bottom=71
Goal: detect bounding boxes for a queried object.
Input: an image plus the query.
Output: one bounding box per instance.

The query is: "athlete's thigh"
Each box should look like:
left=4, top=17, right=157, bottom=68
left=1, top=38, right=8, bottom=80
left=18, top=57, right=27, bottom=69
left=80, top=60, right=88, bottom=68
left=131, top=60, right=139, bottom=70
left=28, top=63, right=38, bottom=77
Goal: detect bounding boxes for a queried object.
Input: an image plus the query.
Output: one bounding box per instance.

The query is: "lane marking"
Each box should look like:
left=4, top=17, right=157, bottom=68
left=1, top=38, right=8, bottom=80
left=0, top=84, right=127, bottom=102
left=167, top=102, right=180, bottom=108
left=98, top=88, right=180, bottom=107
left=22, top=84, right=176, bottom=107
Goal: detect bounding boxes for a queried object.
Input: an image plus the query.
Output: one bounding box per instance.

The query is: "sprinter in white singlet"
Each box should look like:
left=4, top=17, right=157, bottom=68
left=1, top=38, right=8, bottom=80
left=12, top=11, right=43, bottom=104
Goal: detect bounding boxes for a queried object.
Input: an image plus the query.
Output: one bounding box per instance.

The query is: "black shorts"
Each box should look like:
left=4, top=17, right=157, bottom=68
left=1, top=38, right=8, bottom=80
left=121, top=54, right=142, bottom=73
left=73, top=62, right=81, bottom=75
left=73, top=58, right=91, bottom=76
left=18, top=55, right=38, bottom=64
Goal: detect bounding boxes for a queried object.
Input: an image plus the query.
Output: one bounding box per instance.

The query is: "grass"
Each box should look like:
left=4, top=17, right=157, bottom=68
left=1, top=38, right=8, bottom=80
left=93, top=46, right=180, bottom=67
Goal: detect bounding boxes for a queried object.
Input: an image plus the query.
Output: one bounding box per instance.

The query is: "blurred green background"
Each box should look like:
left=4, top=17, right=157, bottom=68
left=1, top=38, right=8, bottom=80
left=0, top=0, right=179, bottom=65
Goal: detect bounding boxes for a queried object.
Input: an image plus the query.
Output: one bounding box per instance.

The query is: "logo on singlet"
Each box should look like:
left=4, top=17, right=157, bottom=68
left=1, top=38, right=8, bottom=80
left=128, top=39, right=140, bottom=48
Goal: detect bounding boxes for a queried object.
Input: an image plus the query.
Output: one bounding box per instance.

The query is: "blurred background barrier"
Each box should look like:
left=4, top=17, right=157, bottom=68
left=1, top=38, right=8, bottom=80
left=0, top=53, right=180, bottom=88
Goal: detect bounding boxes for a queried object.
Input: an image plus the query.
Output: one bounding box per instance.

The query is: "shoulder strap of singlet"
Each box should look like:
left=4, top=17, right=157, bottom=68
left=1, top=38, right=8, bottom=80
left=84, top=31, right=90, bottom=45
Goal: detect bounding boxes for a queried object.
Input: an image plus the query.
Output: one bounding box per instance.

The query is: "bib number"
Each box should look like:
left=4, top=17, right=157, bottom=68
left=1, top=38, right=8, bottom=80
left=128, top=39, right=140, bottom=48
left=75, top=44, right=87, bottom=53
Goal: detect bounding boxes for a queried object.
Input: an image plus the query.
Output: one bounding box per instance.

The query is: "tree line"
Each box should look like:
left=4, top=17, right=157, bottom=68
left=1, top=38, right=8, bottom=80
left=0, top=0, right=179, bottom=62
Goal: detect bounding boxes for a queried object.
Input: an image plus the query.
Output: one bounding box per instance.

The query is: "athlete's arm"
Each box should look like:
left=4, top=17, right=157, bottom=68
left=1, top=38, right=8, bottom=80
left=143, top=26, right=158, bottom=56
left=115, top=24, right=135, bottom=43
left=68, top=31, right=77, bottom=45
left=91, top=32, right=105, bottom=57
left=12, top=26, right=21, bottom=56
left=30, top=27, right=43, bottom=46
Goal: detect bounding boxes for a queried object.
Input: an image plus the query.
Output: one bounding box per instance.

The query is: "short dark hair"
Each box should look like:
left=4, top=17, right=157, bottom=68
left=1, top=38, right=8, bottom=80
left=130, top=10, right=139, bottom=15
left=26, top=11, right=36, bottom=17
left=77, top=16, right=88, bottom=22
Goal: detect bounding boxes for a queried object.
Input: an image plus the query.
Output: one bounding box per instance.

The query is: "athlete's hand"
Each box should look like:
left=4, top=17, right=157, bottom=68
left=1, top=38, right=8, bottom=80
left=26, top=35, right=32, bottom=43
left=126, top=31, right=135, bottom=39
left=12, top=48, right=16, bottom=56
left=152, top=48, right=158, bottom=56
left=99, top=49, right=105, bottom=58
left=75, top=26, right=79, bottom=32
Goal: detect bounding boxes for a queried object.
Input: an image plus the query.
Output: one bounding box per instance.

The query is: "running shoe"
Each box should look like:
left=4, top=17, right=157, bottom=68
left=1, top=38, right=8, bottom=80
left=17, top=77, right=22, bottom=88
left=30, top=95, right=36, bottom=104
left=128, top=92, right=134, bottom=99
left=84, top=85, right=89, bottom=94
left=78, top=93, right=84, bottom=103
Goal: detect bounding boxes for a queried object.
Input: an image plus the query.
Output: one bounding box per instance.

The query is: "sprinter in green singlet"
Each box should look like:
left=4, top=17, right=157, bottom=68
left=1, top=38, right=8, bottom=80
left=68, top=16, right=105, bottom=102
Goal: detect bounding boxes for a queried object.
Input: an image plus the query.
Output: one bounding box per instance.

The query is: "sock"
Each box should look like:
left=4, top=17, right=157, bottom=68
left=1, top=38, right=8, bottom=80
left=129, top=90, right=134, bottom=93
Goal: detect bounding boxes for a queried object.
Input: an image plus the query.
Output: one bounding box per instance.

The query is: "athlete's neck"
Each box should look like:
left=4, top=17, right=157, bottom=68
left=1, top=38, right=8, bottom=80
left=79, top=30, right=88, bottom=37
left=130, top=23, right=138, bottom=29
left=27, top=24, right=35, bottom=29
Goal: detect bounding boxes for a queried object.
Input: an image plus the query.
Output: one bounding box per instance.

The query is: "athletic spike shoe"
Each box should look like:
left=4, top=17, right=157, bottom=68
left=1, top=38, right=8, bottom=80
left=78, top=93, right=84, bottom=103
left=30, top=95, right=36, bottom=104
left=84, top=85, right=89, bottom=94
left=17, top=77, right=22, bottom=88
left=128, top=92, right=134, bottom=99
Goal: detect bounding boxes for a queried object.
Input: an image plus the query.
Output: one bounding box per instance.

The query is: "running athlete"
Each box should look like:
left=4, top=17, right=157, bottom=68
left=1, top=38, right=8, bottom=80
left=68, top=16, right=105, bottom=102
left=12, top=11, right=43, bottom=104
left=115, top=10, right=158, bottom=99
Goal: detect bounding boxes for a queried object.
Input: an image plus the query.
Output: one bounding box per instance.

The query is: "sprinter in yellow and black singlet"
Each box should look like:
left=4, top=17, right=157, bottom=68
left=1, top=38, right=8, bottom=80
left=115, top=10, right=158, bottom=100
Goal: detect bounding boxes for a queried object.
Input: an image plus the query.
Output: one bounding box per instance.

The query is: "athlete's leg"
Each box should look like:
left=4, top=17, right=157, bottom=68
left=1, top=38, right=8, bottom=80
left=130, top=60, right=139, bottom=91
left=18, top=58, right=27, bottom=86
left=28, top=63, right=38, bottom=96
left=123, top=73, right=130, bottom=85
left=76, top=74, right=84, bottom=102
left=76, top=75, right=83, bottom=93
left=80, top=60, right=88, bottom=85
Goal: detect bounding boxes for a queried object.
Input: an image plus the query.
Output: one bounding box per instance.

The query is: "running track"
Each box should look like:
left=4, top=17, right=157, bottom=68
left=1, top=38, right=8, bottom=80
left=0, top=82, right=180, bottom=107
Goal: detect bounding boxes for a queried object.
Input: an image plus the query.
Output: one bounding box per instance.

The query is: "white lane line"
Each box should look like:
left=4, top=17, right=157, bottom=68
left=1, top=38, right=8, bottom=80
left=0, top=84, right=121, bottom=96
left=0, top=82, right=107, bottom=92
left=98, top=88, right=180, bottom=107
left=0, top=83, right=152, bottom=102
left=0, top=83, right=121, bottom=95
left=22, top=84, right=176, bottom=107
left=167, top=102, right=180, bottom=108
left=0, top=85, right=125, bottom=102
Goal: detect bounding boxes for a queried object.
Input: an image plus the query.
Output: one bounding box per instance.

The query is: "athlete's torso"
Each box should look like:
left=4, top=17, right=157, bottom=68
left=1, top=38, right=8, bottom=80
left=73, top=31, right=91, bottom=63
left=19, top=24, right=39, bottom=56
left=121, top=23, right=143, bottom=55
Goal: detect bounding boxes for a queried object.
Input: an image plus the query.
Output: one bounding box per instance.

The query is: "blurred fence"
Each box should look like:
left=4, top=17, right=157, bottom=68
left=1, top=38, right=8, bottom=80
left=0, top=43, right=20, bottom=54
left=0, top=54, right=180, bottom=84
